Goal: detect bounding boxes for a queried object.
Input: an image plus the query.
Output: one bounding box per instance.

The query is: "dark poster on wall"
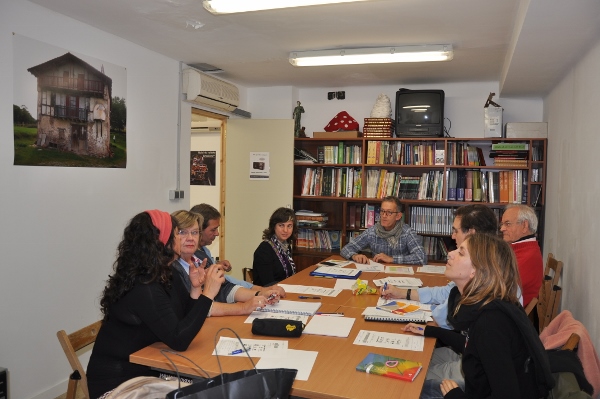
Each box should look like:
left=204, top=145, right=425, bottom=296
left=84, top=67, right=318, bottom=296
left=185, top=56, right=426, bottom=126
left=190, top=151, right=216, bottom=186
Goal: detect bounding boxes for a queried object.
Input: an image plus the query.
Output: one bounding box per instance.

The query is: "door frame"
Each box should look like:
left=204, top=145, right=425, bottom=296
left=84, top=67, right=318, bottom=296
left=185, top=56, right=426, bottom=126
left=190, top=108, right=227, bottom=259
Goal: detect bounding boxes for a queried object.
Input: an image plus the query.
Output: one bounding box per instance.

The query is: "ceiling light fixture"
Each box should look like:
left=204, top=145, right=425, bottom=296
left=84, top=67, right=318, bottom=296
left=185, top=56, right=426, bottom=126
left=289, top=45, right=454, bottom=66
left=202, top=0, right=368, bottom=14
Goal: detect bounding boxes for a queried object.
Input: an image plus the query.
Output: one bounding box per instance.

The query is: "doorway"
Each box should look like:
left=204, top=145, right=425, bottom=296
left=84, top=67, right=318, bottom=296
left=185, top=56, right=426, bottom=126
left=190, top=108, right=226, bottom=260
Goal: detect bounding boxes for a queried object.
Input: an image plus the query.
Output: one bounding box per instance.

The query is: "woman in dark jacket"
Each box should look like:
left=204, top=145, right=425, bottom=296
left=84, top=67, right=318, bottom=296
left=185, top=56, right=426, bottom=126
left=86, top=210, right=224, bottom=398
left=252, top=207, right=297, bottom=286
left=404, top=233, right=553, bottom=399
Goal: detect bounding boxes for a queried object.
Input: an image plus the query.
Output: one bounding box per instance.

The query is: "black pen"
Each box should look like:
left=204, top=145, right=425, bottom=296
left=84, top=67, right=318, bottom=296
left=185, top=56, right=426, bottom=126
left=298, top=296, right=321, bottom=299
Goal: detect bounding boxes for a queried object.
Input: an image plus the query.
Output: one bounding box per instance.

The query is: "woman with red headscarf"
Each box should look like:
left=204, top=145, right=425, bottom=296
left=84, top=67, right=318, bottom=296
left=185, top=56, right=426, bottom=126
left=87, top=210, right=224, bottom=398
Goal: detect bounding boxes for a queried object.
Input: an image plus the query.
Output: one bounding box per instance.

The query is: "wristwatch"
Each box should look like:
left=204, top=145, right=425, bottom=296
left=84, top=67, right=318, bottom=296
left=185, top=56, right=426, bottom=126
left=406, top=289, right=412, bottom=301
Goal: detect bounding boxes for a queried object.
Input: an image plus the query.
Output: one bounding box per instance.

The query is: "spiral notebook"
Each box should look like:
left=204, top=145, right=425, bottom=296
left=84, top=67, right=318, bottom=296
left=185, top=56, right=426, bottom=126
left=362, top=307, right=427, bottom=323
left=259, top=299, right=322, bottom=316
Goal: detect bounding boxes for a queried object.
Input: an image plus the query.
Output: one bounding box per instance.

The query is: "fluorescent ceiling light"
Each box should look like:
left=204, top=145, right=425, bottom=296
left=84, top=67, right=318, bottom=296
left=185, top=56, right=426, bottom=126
left=289, top=45, right=453, bottom=66
left=203, top=0, right=368, bottom=14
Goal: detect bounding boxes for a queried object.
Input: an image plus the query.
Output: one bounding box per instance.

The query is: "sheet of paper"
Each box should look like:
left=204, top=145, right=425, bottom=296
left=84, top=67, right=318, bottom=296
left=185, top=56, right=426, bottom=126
left=373, top=277, right=423, bottom=287
left=353, top=330, right=424, bottom=352
left=303, top=315, right=356, bottom=338
left=255, top=349, right=318, bottom=381
left=417, top=265, right=447, bottom=274
left=277, top=284, right=341, bottom=297
left=385, top=265, right=415, bottom=275
left=334, top=279, right=368, bottom=290
left=353, top=260, right=385, bottom=272
left=244, top=311, right=309, bottom=324
left=213, top=337, right=288, bottom=357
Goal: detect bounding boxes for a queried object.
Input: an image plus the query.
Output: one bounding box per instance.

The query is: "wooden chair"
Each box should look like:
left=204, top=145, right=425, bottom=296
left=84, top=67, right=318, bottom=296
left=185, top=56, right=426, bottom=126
left=242, top=267, right=254, bottom=283
left=536, top=253, right=563, bottom=333
left=57, top=320, right=102, bottom=399
left=525, top=296, right=538, bottom=320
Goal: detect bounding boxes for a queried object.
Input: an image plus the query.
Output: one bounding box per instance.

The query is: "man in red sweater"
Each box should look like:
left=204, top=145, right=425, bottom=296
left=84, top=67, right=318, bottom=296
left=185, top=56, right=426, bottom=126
left=500, top=204, right=544, bottom=307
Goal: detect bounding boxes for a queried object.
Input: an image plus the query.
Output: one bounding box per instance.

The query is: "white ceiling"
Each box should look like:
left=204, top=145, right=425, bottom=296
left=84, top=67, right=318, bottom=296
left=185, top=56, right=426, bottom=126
left=31, top=0, right=600, bottom=97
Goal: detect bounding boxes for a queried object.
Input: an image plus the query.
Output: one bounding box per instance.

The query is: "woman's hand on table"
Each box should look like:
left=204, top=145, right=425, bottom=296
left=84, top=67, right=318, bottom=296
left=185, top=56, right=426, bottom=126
left=243, top=296, right=268, bottom=314
left=403, top=323, right=425, bottom=336
left=258, top=290, right=281, bottom=305
left=380, top=285, right=407, bottom=300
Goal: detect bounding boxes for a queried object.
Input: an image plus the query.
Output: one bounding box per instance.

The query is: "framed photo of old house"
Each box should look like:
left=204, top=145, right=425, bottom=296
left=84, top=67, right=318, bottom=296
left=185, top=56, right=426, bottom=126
left=13, top=34, right=127, bottom=168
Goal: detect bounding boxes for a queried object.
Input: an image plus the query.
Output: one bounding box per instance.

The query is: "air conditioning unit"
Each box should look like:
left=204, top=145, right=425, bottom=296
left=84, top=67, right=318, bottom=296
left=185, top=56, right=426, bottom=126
left=182, top=68, right=240, bottom=112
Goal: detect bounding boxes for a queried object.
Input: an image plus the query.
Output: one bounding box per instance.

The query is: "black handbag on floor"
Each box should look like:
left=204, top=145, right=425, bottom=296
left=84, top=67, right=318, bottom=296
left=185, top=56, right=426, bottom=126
left=166, top=328, right=297, bottom=399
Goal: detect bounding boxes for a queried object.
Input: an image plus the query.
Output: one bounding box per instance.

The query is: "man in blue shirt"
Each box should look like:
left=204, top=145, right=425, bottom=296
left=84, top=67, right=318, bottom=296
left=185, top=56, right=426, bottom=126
left=190, top=203, right=285, bottom=296
left=381, top=204, right=500, bottom=328
left=341, top=196, right=426, bottom=265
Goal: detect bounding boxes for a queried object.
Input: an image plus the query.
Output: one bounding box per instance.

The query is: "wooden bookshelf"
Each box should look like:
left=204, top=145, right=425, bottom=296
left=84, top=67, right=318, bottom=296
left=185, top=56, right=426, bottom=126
left=292, top=137, right=547, bottom=269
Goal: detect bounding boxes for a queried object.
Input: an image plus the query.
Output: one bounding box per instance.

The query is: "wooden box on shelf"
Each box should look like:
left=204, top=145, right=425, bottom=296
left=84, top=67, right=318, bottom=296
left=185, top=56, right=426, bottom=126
left=313, top=131, right=361, bottom=139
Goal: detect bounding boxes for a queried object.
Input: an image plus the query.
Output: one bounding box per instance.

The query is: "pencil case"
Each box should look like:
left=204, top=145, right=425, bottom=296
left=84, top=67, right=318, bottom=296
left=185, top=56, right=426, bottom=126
left=251, top=319, right=304, bottom=338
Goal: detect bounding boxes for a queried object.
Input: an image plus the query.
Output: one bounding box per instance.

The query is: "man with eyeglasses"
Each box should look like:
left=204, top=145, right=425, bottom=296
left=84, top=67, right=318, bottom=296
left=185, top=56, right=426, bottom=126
left=340, top=196, right=425, bottom=265
left=191, top=203, right=285, bottom=297
left=500, top=204, right=543, bottom=307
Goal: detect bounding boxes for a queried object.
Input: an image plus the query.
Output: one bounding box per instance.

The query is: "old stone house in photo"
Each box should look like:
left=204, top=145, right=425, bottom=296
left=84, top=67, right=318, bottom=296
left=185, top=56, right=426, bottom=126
left=27, top=52, right=112, bottom=157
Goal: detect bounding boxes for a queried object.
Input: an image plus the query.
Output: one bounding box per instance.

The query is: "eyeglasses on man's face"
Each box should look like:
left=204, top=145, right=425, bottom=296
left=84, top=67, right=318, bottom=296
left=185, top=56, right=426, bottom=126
left=380, top=210, right=399, bottom=217
left=178, top=229, right=200, bottom=237
left=499, top=220, right=522, bottom=228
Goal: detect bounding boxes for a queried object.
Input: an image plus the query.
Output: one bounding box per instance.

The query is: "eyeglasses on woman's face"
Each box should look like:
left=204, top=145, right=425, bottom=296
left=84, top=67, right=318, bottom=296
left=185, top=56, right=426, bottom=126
left=178, top=229, right=200, bottom=237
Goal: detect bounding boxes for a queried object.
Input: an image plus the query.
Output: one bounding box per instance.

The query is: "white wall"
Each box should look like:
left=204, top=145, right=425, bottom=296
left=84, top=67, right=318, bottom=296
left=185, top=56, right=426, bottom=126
left=0, top=1, right=189, bottom=398
left=248, top=82, right=543, bottom=137
left=544, top=36, right=600, bottom=351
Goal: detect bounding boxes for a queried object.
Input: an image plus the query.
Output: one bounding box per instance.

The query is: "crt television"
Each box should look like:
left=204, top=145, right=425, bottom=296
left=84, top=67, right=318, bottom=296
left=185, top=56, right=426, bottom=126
left=395, top=89, right=445, bottom=137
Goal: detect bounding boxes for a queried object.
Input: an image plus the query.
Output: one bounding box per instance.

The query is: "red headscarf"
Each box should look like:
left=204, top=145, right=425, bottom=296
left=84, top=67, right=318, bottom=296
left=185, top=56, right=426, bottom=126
left=145, top=210, right=172, bottom=245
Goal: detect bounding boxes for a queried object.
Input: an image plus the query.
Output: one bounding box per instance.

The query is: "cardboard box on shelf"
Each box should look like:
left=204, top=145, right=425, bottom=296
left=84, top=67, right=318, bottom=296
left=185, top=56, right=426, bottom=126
left=505, top=122, right=547, bottom=138
left=484, top=107, right=503, bottom=137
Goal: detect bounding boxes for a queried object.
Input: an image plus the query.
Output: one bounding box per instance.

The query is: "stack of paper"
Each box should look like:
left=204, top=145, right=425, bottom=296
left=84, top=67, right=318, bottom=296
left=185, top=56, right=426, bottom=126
left=303, top=315, right=356, bottom=338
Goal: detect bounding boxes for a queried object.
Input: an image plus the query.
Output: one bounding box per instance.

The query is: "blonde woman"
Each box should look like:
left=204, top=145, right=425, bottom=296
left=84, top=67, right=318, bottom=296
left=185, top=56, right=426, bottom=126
left=404, top=233, right=553, bottom=399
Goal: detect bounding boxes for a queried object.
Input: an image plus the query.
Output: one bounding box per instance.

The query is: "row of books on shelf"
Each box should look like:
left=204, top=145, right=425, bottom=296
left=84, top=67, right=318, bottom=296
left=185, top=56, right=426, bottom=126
left=295, top=210, right=328, bottom=228
left=366, top=140, right=445, bottom=166
left=365, top=169, right=445, bottom=201
left=421, top=236, right=451, bottom=260
left=317, top=143, right=361, bottom=164
left=447, top=169, right=532, bottom=204
left=300, top=167, right=362, bottom=197
left=296, top=228, right=341, bottom=250
left=532, top=167, right=543, bottom=182
left=409, top=206, right=455, bottom=235
left=300, top=168, right=538, bottom=205
left=447, top=142, right=486, bottom=166
left=347, top=203, right=382, bottom=229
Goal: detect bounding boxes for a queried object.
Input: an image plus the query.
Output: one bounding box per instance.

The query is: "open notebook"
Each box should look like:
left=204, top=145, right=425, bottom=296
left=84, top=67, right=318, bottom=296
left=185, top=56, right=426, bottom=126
left=258, top=299, right=321, bottom=316
left=362, top=307, right=427, bottom=323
